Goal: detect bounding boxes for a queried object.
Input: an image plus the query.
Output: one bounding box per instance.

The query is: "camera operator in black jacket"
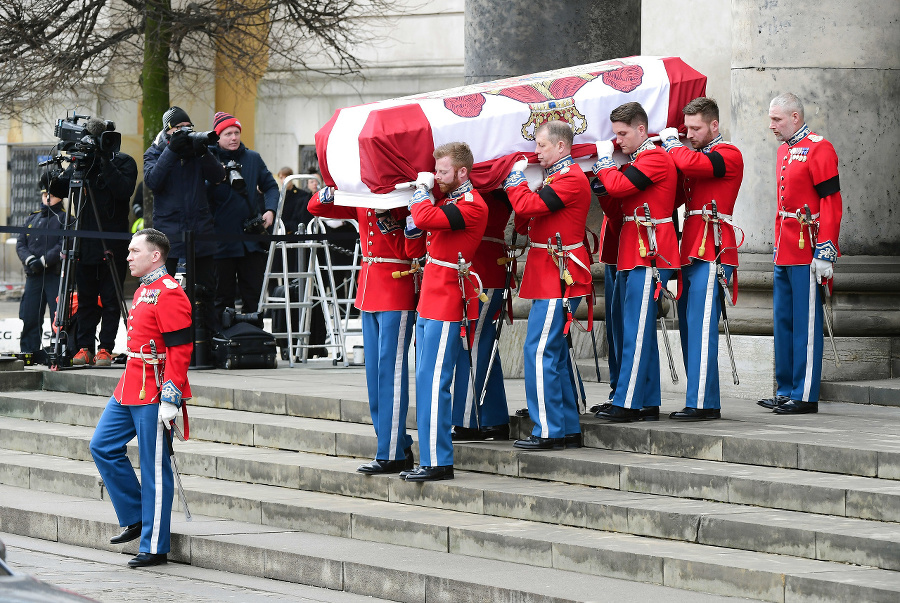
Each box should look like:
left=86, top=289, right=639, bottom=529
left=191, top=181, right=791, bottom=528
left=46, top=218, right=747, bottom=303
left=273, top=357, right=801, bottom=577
left=62, top=119, right=138, bottom=366
left=207, top=111, right=278, bottom=320
left=17, top=172, right=69, bottom=357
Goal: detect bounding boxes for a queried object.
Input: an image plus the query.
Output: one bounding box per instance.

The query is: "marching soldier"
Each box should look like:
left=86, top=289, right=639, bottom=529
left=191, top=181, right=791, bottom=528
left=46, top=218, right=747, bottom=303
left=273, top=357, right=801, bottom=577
left=309, top=190, right=418, bottom=474
left=592, top=102, right=679, bottom=422
left=89, top=229, right=192, bottom=567
left=451, top=189, right=513, bottom=442
left=503, top=120, right=592, bottom=450
left=758, top=92, right=842, bottom=415
left=402, top=142, right=487, bottom=481
left=659, top=97, right=744, bottom=420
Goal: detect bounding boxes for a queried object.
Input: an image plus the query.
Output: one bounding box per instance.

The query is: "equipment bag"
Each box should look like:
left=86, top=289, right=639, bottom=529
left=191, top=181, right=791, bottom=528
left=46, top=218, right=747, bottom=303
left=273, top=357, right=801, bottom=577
left=212, top=322, right=278, bottom=370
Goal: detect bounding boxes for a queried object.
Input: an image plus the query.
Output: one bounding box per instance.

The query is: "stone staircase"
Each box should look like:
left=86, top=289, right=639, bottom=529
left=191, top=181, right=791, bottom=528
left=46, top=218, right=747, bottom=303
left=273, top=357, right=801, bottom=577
left=0, top=366, right=898, bottom=602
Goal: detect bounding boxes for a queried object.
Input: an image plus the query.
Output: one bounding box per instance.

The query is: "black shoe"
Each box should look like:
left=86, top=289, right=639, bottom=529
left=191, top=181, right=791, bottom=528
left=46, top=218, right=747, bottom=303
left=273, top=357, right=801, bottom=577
left=403, top=465, right=454, bottom=481
left=514, top=408, right=530, bottom=418
left=639, top=406, right=660, bottom=421
left=480, top=424, right=510, bottom=441
left=773, top=399, right=818, bottom=415
left=513, top=435, right=564, bottom=450
left=357, top=458, right=409, bottom=474
left=564, top=433, right=583, bottom=448
left=399, top=464, right=419, bottom=479
left=589, top=398, right=614, bottom=414
left=127, top=552, right=167, bottom=568
left=451, top=426, right=483, bottom=441
left=757, top=395, right=790, bottom=410
left=669, top=407, right=721, bottom=421
left=594, top=405, right=641, bottom=422
left=110, top=521, right=141, bottom=544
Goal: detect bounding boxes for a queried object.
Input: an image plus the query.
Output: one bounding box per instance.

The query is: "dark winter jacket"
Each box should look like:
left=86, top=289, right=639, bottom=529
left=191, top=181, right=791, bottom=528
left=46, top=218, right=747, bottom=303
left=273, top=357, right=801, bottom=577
left=206, top=143, right=279, bottom=258
left=16, top=201, right=68, bottom=276
left=144, top=131, right=226, bottom=259
left=58, top=152, right=137, bottom=265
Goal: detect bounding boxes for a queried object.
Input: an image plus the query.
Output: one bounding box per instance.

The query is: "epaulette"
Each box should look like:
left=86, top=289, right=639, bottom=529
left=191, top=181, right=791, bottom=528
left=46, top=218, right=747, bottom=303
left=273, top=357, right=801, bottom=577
left=808, top=134, right=824, bottom=143
left=162, top=277, right=179, bottom=289
left=463, top=192, right=473, bottom=202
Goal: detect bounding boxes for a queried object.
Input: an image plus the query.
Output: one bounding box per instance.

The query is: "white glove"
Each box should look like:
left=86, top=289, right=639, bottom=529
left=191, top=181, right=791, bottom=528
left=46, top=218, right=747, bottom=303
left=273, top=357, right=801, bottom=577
left=512, top=157, right=528, bottom=173
left=415, top=172, right=434, bottom=190
left=659, top=127, right=682, bottom=152
left=592, top=141, right=616, bottom=174
left=318, top=186, right=334, bottom=204
left=158, top=401, right=179, bottom=428
left=811, top=258, right=834, bottom=284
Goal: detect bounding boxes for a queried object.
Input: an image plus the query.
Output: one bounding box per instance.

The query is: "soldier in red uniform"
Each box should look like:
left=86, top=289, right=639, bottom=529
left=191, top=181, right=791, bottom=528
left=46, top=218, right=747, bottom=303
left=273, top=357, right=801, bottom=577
left=89, top=228, right=192, bottom=567
left=758, top=92, right=842, bottom=415
left=451, top=189, right=512, bottom=441
left=593, top=102, right=679, bottom=422
left=504, top=120, right=592, bottom=450
left=400, top=142, right=487, bottom=481
left=659, top=97, right=744, bottom=420
left=309, top=191, right=418, bottom=473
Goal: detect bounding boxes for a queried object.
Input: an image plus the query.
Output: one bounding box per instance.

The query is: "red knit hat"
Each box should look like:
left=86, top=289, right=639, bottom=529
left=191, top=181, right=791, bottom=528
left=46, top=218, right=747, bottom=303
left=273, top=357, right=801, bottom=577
left=213, top=111, right=242, bottom=136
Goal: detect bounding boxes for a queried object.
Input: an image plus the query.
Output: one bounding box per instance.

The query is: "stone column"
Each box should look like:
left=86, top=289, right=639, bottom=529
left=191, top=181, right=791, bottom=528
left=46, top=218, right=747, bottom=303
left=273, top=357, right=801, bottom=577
left=729, top=1, right=900, bottom=381
left=465, top=0, right=641, bottom=84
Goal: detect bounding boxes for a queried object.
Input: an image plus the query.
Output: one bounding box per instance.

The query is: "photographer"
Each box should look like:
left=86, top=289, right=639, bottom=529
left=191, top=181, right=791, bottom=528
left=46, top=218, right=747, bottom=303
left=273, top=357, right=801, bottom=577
left=207, top=111, right=278, bottom=320
left=61, top=118, right=138, bottom=366
left=17, top=172, right=69, bottom=359
left=143, top=106, right=225, bottom=338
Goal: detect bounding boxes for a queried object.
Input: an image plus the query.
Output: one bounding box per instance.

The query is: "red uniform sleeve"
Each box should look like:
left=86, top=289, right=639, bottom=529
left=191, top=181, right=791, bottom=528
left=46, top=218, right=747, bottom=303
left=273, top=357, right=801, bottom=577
left=308, top=191, right=357, bottom=220
left=411, top=198, right=480, bottom=231
left=506, top=179, right=577, bottom=219
left=668, top=145, right=734, bottom=179
left=159, top=287, right=193, bottom=398
left=597, top=151, right=670, bottom=196
left=809, top=142, right=842, bottom=259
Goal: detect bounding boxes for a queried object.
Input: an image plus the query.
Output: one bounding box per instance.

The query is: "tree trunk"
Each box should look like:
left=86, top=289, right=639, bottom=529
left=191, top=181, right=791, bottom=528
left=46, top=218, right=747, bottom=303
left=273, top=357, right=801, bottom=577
left=141, top=0, right=173, bottom=227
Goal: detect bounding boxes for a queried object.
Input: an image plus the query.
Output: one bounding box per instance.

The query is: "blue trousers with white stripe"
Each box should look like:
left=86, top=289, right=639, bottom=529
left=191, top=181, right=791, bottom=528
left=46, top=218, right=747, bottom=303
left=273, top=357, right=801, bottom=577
left=677, top=261, right=734, bottom=410
left=452, top=289, right=509, bottom=429
left=362, top=310, right=415, bottom=461
left=773, top=264, right=824, bottom=402
left=611, top=267, right=674, bottom=410
left=90, top=397, right=173, bottom=555
left=415, top=317, right=462, bottom=467
left=604, top=264, right=621, bottom=397
left=523, top=297, right=582, bottom=439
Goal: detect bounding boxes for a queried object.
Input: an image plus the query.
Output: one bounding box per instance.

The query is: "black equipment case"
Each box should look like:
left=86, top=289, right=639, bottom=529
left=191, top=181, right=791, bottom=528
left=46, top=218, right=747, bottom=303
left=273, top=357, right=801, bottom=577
left=212, top=322, right=278, bottom=370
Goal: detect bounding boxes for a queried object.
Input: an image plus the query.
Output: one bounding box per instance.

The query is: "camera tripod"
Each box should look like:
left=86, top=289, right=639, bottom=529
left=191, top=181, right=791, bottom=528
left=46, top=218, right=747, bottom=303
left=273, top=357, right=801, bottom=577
left=48, top=157, right=129, bottom=369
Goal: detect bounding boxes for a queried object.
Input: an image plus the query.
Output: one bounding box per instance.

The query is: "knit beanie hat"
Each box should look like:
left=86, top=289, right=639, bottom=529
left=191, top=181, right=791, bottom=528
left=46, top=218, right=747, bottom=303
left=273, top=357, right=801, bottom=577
left=213, top=111, right=242, bottom=136
left=162, top=106, right=192, bottom=131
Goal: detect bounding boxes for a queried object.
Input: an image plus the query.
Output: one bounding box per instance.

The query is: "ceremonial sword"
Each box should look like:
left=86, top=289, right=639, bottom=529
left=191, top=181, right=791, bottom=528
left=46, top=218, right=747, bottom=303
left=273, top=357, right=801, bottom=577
left=641, top=203, right=678, bottom=384
left=803, top=206, right=840, bottom=367
left=152, top=339, right=192, bottom=521
left=458, top=253, right=481, bottom=430
left=478, top=232, right=517, bottom=407
left=554, top=233, right=587, bottom=413
left=710, top=201, right=740, bottom=385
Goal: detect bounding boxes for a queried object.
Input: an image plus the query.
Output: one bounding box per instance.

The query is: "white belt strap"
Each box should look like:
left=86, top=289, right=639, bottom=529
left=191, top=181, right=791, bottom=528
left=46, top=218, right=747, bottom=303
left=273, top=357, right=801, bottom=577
left=685, top=209, right=733, bottom=221
left=623, top=215, right=673, bottom=225
left=779, top=209, right=820, bottom=221
left=426, top=254, right=469, bottom=270
left=362, top=256, right=412, bottom=265
left=126, top=350, right=166, bottom=359
left=529, top=241, right=584, bottom=251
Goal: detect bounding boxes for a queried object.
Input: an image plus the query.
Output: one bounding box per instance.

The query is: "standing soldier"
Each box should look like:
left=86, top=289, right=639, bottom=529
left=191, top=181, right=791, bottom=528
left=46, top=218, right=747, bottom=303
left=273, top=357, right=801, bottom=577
left=659, top=97, right=744, bottom=420
left=451, top=189, right=513, bottom=442
left=309, top=190, right=418, bottom=474
left=402, top=142, right=487, bottom=481
left=758, top=92, right=842, bottom=415
left=592, top=102, right=679, bottom=422
left=89, top=229, right=192, bottom=567
left=503, top=120, right=592, bottom=450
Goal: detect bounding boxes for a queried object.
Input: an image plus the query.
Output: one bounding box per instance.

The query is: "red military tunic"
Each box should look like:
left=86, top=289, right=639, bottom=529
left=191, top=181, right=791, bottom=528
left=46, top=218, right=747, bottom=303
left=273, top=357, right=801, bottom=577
left=309, top=194, right=418, bottom=311
left=596, top=140, right=679, bottom=273
left=473, top=189, right=513, bottom=289
left=113, top=267, right=192, bottom=405
left=668, top=135, right=744, bottom=267
left=411, top=181, right=488, bottom=322
left=773, top=125, right=842, bottom=266
left=508, top=156, right=593, bottom=300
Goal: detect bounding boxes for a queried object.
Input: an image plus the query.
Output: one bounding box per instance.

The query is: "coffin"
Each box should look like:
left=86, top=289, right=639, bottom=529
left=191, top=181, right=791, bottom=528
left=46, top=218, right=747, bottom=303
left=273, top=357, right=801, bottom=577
left=315, top=56, right=706, bottom=208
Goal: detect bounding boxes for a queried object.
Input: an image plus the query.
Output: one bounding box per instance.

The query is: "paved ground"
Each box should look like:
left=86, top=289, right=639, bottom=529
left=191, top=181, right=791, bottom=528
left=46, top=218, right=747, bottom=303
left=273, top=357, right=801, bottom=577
left=2, top=533, right=389, bottom=603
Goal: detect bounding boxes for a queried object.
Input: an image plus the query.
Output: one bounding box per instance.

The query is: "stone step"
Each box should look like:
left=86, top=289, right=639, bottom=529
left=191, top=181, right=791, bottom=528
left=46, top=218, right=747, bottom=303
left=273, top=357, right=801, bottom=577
left=1, top=481, right=899, bottom=603
left=1, top=446, right=898, bottom=574
left=26, top=372, right=900, bottom=482
left=820, top=377, right=900, bottom=407
left=2, top=397, right=900, bottom=523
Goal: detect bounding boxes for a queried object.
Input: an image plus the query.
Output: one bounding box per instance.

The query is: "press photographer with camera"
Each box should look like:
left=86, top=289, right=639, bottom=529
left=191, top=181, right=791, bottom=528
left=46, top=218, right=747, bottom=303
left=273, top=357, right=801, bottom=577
left=57, top=117, right=138, bottom=367
left=207, top=111, right=278, bottom=320
left=17, top=171, right=70, bottom=360
left=143, top=106, right=225, bottom=340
